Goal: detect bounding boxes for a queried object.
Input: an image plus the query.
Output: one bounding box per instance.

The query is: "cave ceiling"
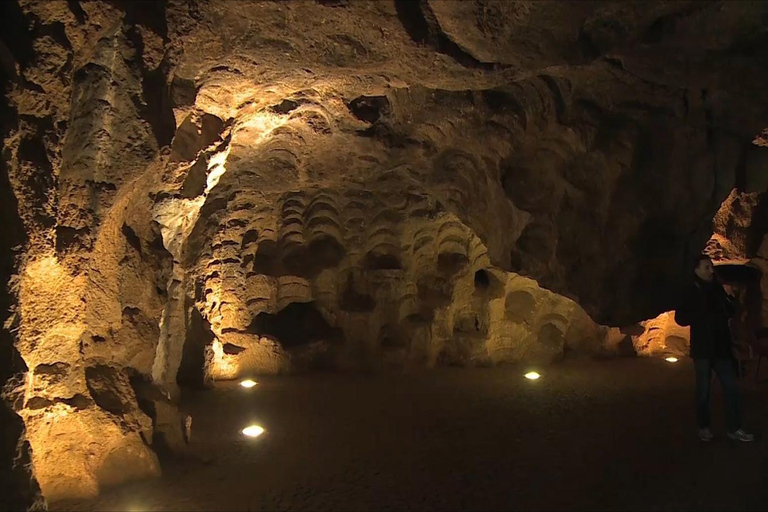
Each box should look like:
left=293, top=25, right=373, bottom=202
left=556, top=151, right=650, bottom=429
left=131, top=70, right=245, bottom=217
left=6, top=0, right=768, bottom=325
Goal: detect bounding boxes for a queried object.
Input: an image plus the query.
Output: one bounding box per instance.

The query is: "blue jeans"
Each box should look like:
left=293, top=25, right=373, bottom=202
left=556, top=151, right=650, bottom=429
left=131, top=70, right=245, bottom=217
left=694, top=358, right=742, bottom=432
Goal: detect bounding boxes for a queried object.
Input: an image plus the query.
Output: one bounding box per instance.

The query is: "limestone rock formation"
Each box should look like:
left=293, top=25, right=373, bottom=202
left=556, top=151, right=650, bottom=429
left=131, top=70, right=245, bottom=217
left=1, top=0, right=768, bottom=506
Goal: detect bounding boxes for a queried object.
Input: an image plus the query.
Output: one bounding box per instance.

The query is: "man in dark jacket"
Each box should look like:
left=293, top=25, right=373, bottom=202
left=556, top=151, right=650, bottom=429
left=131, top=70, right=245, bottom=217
left=675, top=255, right=754, bottom=442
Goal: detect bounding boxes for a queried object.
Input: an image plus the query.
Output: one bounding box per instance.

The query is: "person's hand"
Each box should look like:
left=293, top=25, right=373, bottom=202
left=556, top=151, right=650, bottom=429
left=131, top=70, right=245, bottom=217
left=723, top=283, right=735, bottom=297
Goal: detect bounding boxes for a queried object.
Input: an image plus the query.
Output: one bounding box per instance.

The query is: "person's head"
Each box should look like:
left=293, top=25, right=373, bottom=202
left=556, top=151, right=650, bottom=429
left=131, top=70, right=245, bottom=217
left=694, top=254, right=715, bottom=282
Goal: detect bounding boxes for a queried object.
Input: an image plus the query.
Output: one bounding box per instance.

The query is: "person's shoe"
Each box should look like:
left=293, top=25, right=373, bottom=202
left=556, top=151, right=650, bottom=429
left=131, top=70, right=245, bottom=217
left=727, top=429, right=755, bottom=442
left=698, top=428, right=714, bottom=442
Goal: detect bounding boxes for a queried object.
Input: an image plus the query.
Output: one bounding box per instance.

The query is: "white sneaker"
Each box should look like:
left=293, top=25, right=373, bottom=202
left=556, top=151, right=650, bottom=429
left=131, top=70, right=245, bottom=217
left=727, top=429, right=755, bottom=442
left=698, top=428, right=714, bottom=442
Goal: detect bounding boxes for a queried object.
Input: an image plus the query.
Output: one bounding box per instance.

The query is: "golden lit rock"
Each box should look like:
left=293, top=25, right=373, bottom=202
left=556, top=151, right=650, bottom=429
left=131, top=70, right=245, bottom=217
left=3, top=1, right=768, bottom=509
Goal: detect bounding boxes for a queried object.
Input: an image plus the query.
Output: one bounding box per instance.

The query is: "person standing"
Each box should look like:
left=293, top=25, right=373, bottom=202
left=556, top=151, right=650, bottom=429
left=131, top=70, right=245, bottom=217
left=674, top=255, right=754, bottom=442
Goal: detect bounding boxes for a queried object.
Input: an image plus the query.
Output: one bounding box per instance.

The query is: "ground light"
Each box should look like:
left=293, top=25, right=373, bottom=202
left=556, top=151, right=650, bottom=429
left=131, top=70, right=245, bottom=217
left=665, top=357, right=679, bottom=363
left=524, top=371, right=541, bottom=380
left=242, top=425, right=265, bottom=438
left=240, top=379, right=257, bottom=388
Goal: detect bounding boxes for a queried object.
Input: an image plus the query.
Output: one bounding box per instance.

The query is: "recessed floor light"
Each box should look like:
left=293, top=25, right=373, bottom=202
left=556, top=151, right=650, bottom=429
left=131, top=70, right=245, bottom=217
left=240, top=379, right=257, bottom=388
left=524, top=371, right=541, bottom=380
left=665, top=357, right=679, bottom=363
left=242, top=425, right=265, bottom=438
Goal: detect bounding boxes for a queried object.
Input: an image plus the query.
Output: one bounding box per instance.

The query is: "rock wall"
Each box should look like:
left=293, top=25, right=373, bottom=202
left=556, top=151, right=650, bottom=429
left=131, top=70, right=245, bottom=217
left=1, top=67, right=44, bottom=510
left=1, top=0, right=178, bottom=503
left=188, top=181, right=615, bottom=377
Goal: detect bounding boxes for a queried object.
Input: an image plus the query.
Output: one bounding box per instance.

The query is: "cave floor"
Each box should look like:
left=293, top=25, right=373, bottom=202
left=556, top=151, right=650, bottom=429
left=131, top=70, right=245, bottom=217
left=53, top=357, right=768, bottom=511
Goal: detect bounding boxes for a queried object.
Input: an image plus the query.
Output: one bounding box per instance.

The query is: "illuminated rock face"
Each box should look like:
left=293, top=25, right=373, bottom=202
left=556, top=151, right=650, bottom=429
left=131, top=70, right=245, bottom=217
left=2, top=0, right=768, bottom=506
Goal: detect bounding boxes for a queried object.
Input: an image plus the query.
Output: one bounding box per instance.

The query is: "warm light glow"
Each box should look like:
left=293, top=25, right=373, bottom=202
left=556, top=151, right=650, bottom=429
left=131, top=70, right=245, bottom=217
left=204, top=144, right=232, bottom=193
left=524, top=371, right=541, bottom=380
left=209, top=337, right=239, bottom=380
left=242, top=425, right=265, bottom=438
left=240, top=379, right=257, bottom=388
left=665, top=356, right=679, bottom=363
left=238, top=110, right=286, bottom=140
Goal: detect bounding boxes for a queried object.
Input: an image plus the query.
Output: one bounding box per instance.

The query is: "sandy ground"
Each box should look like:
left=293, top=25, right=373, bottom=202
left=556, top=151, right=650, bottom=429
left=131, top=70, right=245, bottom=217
left=52, top=357, right=768, bottom=511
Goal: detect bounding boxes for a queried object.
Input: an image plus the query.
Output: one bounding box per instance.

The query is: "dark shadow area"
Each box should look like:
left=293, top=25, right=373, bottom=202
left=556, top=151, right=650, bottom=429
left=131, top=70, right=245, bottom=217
left=0, top=1, right=34, bottom=71
left=473, top=269, right=505, bottom=299
left=252, top=240, right=278, bottom=275
left=0, top=3, right=42, bottom=506
left=248, top=302, right=341, bottom=348
left=85, top=365, right=129, bottom=415
left=394, top=0, right=498, bottom=70
left=339, top=274, right=376, bottom=312
left=306, top=236, right=346, bottom=269
left=177, top=306, right=214, bottom=389
left=474, top=269, right=489, bottom=288
left=347, top=95, right=390, bottom=124
left=394, top=0, right=430, bottom=45
left=121, top=0, right=175, bottom=148
left=129, top=372, right=188, bottom=462
left=250, top=237, right=346, bottom=279
left=747, top=192, right=768, bottom=256
left=362, top=250, right=402, bottom=271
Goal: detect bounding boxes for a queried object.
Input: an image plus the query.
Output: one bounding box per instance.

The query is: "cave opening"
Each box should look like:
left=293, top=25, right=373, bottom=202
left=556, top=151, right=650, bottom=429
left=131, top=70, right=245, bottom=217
left=247, top=302, right=342, bottom=348
left=474, top=269, right=490, bottom=289
left=176, top=306, right=214, bottom=389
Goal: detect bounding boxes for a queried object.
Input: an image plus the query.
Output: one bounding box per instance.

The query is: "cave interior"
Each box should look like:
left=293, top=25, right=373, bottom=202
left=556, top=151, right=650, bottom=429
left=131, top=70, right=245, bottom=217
left=2, top=1, right=768, bottom=510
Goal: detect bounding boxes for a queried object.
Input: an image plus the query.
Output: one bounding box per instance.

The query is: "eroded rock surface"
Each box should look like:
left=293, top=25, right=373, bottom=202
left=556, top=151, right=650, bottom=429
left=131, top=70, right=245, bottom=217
left=2, top=0, right=768, bottom=505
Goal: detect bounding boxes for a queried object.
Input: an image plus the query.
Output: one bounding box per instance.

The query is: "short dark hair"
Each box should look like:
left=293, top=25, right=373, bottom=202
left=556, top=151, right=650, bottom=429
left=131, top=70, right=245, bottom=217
left=694, top=254, right=712, bottom=269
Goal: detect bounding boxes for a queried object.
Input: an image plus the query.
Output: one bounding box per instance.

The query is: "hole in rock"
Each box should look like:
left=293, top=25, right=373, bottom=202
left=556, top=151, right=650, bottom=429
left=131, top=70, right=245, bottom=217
left=281, top=246, right=313, bottom=276
left=248, top=302, right=341, bottom=348
left=308, top=236, right=346, bottom=269
left=241, top=229, right=259, bottom=247
left=62, top=394, right=91, bottom=410
left=404, top=311, right=434, bottom=324
left=316, top=0, right=349, bottom=7
left=348, top=95, right=391, bottom=123
left=222, top=343, right=246, bottom=355
left=363, top=250, right=402, bottom=270
left=270, top=99, right=300, bottom=114
left=474, top=269, right=490, bottom=289
left=252, top=240, right=278, bottom=276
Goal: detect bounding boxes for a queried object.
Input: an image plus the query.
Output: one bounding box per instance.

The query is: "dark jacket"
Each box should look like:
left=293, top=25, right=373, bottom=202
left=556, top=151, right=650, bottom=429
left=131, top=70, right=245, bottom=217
left=674, top=276, right=736, bottom=359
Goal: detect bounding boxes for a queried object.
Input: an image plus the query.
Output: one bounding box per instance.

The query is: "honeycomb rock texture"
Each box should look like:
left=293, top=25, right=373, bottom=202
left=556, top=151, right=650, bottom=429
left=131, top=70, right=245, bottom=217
left=2, top=0, right=768, bottom=506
